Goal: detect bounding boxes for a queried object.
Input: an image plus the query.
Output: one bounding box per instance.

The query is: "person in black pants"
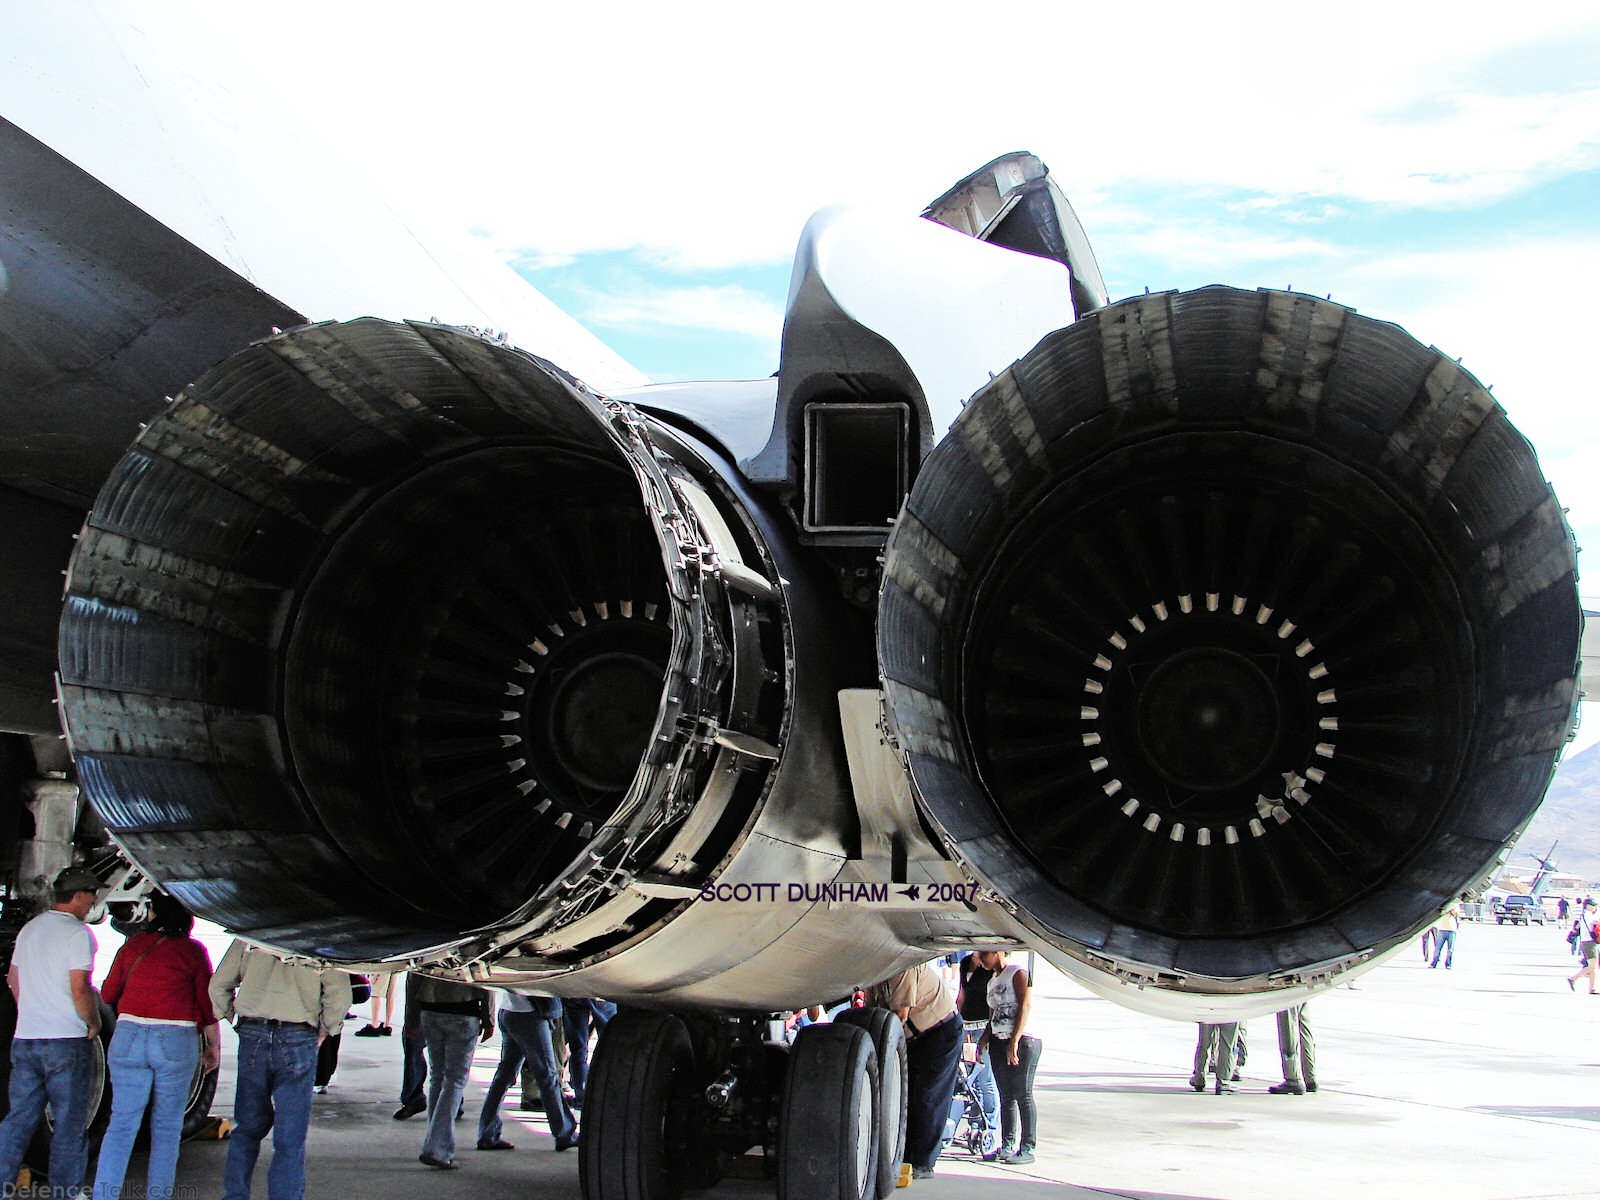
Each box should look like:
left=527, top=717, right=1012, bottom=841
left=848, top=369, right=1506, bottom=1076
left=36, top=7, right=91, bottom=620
left=978, top=949, right=1040, bottom=1165
left=864, top=962, right=963, bottom=1181
left=393, top=973, right=429, bottom=1119
left=314, top=973, right=368, bottom=1094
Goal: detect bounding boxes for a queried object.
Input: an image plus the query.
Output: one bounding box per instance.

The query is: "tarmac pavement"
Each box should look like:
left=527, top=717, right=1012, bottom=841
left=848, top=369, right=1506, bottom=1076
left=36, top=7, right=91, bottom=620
left=141, top=919, right=1592, bottom=1200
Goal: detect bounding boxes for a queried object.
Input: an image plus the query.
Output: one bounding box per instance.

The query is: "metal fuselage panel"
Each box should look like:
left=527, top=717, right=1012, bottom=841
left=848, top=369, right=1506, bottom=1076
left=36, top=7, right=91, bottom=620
left=0, top=117, right=305, bottom=735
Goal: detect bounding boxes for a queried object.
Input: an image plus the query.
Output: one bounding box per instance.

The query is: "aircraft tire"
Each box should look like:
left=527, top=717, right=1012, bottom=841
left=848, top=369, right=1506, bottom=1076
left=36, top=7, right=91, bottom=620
left=778, top=1023, right=879, bottom=1200
left=179, top=1055, right=219, bottom=1141
left=832, top=1007, right=906, bottom=1199
left=580, top=1011, right=695, bottom=1200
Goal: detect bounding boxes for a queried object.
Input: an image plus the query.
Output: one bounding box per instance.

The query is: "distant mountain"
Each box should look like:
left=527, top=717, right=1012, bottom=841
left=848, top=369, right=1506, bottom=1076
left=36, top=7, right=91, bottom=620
left=1514, top=741, right=1600, bottom=885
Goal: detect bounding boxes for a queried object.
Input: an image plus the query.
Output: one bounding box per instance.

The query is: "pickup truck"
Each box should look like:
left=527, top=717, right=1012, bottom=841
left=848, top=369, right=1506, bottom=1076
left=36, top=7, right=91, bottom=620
left=1493, top=895, right=1548, bottom=925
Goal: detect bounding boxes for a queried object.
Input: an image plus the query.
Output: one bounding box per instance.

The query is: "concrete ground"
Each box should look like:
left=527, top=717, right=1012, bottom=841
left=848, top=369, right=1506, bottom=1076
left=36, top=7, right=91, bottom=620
left=137, top=920, right=1589, bottom=1200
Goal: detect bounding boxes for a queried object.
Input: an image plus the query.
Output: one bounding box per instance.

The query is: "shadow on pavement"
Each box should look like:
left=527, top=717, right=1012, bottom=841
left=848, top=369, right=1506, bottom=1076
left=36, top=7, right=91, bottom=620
left=1465, top=1105, right=1600, bottom=1123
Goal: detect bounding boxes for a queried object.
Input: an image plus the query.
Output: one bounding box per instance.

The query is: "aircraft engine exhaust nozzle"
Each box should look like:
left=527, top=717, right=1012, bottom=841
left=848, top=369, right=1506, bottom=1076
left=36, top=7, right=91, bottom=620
left=58, top=319, right=784, bottom=961
left=880, top=285, right=1582, bottom=990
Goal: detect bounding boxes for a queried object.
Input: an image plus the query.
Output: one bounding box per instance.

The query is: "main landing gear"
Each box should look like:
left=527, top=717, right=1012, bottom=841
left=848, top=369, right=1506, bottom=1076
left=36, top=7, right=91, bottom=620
left=579, top=1008, right=909, bottom=1200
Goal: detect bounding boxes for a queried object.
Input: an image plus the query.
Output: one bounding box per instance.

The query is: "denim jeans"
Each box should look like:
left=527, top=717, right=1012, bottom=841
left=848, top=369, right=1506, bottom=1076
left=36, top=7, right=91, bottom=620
left=220, top=1021, right=317, bottom=1200
left=419, top=1013, right=478, bottom=1164
left=398, top=1033, right=426, bottom=1108
left=561, top=999, right=615, bottom=1106
left=1431, top=929, right=1456, bottom=968
left=478, top=1010, right=574, bottom=1147
left=0, top=1037, right=94, bottom=1197
left=93, top=1022, right=200, bottom=1200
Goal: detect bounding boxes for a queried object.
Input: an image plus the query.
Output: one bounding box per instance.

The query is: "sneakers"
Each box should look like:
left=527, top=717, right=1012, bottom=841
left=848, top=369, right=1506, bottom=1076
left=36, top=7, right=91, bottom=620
left=1214, top=1082, right=1236, bottom=1095
left=912, top=1165, right=935, bottom=1179
left=1003, top=1150, right=1035, bottom=1165
left=354, top=1024, right=384, bottom=1038
left=1188, top=1078, right=1205, bottom=1092
left=1267, top=1081, right=1306, bottom=1095
left=379, top=1024, right=393, bottom=1036
left=392, top=1100, right=426, bottom=1120
left=476, top=1139, right=515, bottom=1151
left=312, top=1084, right=328, bottom=1095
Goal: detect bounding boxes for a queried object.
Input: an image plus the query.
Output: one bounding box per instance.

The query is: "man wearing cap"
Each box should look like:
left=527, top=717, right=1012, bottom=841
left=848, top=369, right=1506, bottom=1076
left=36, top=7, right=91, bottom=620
left=865, top=960, right=963, bottom=1181
left=211, top=938, right=351, bottom=1200
left=0, top=865, right=103, bottom=1197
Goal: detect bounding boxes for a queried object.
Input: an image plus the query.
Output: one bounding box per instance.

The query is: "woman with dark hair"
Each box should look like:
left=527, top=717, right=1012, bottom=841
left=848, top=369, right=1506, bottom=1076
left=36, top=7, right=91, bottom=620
left=977, top=949, right=1040, bottom=1165
left=91, top=893, right=221, bottom=1200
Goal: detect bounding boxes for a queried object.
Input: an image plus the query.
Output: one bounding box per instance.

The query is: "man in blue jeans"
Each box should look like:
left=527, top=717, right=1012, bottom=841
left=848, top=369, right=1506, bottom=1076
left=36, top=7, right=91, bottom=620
left=406, top=975, right=493, bottom=1169
left=0, top=865, right=102, bottom=1198
left=1430, top=900, right=1462, bottom=969
left=210, top=940, right=351, bottom=1200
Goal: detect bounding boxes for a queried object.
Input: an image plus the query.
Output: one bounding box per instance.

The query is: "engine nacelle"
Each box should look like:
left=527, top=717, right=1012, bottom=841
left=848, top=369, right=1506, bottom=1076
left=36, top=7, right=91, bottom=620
left=880, top=285, right=1581, bottom=1013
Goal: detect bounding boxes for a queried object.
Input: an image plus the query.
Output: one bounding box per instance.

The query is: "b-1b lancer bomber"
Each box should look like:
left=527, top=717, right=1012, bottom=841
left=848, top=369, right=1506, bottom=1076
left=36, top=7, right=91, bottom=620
left=0, top=91, right=1582, bottom=1200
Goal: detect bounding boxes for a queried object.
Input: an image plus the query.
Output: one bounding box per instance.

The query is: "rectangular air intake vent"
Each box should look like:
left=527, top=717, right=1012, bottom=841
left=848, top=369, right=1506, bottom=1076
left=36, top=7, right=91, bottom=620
left=803, top=402, right=909, bottom=540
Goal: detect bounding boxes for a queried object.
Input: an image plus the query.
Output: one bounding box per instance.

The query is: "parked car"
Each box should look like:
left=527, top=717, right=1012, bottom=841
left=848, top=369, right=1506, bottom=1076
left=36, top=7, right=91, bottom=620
left=1493, top=895, right=1548, bottom=925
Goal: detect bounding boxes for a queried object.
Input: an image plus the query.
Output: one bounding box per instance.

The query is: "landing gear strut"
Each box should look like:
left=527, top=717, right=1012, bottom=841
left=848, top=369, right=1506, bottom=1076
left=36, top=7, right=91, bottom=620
left=580, top=1009, right=907, bottom=1200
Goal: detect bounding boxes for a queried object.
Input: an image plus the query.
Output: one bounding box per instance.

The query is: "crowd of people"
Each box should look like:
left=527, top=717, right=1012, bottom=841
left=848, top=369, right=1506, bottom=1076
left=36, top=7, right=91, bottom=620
left=0, top=870, right=1379, bottom=1193
left=0, top=867, right=613, bottom=1196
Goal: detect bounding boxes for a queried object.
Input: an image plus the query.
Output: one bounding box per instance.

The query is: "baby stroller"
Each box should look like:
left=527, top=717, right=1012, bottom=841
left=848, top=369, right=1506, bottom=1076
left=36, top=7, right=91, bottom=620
left=942, top=1047, right=998, bottom=1158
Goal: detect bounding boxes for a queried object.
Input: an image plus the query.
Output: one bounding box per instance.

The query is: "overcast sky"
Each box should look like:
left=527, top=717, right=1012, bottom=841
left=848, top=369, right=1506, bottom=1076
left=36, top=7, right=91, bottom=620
left=8, top=1, right=1600, bottom=742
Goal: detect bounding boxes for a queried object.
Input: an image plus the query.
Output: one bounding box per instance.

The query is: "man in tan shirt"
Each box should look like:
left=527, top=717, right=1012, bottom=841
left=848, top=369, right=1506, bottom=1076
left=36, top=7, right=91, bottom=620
left=211, top=940, right=350, bottom=1200
left=865, top=962, right=962, bottom=1180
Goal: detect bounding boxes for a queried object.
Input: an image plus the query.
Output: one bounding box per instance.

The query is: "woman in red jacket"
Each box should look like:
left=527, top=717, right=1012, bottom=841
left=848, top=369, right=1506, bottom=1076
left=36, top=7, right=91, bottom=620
left=91, top=893, right=221, bottom=1200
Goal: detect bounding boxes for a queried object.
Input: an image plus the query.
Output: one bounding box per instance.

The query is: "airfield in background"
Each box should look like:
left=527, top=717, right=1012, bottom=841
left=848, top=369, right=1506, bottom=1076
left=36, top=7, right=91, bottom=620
left=122, top=919, right=1586, bottom=1200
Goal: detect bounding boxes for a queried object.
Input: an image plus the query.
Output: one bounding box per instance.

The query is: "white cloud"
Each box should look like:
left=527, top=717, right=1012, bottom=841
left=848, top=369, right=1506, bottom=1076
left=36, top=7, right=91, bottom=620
left=1109, top=223, right=1348, bottom=274
left=11, top=1, right=1599, bottom=572
left=579, top=284, right=784, bottom=345
left=39, top=1, right=1596, bottom=275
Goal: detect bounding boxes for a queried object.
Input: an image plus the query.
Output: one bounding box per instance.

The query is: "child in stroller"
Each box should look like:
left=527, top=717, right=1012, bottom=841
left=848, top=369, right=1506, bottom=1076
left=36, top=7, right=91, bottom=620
left=941, top=1024, right=1000, bottom=1159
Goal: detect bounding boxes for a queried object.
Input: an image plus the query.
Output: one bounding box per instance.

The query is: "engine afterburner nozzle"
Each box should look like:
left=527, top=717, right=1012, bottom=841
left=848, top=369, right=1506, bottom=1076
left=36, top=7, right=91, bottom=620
left=880, top=285, right=1581, bottom=991
left=60, top=320, right=778, bottom=961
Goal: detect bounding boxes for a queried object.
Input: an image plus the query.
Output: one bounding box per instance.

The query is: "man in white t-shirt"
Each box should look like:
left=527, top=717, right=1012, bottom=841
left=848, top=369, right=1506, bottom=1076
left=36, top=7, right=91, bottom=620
left=0, top=865, right=102, bottom=1196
